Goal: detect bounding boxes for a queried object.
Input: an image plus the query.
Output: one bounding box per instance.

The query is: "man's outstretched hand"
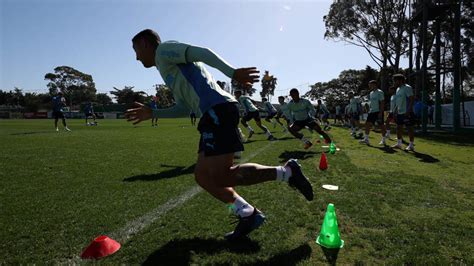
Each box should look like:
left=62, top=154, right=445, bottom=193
left=124, top=102, right=152, bottom=125
left=233, top=67, right=260, bottom=87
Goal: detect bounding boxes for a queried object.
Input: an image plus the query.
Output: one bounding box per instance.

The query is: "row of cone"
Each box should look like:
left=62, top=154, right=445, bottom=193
left=316, top=136, right=343, bottom=249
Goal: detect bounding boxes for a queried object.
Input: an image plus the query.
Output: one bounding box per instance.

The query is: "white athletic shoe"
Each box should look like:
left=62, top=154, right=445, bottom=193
left=379, top=140, right=386, bottom=146
left=65, top=127, right=71, bottom=132
left=56, top=128, right=59, bottom=132
left=359, top=139, right=370, bottom=145
left=405, top=145, right=415, bottom=152
left=392, top=143, right=403, bottom=149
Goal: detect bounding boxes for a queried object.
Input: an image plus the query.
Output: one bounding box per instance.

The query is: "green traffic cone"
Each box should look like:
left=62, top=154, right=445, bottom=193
left=316, top=203, right=344, bottom=249
left=329, top=142, right=336, bottom=154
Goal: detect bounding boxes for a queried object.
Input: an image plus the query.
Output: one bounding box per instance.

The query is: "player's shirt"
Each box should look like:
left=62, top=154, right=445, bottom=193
left=335, top=105, right=341, bottom=115
left=394, top=84, right=414, bottom=115
left=52, top=96, right=65, bottom=112
left=150, top=101, right=158, bottom=110
left=344, top=105, right=350, bottom=115
left=238, top=96, right=258, bottom=113
left=368, top=89, right=384, bottom=113
left=279, top=102, right=292, bottom=120
left=154, top=41, right=236, bottom=114
left=287, top=98, right=316, bottom=121
left=318, top=103, right=329, bottom=115
left=84, top=104, right=94, bottom=114
left=348, top=97, right=362, bottom=114
left=264, top=101, right=277, bottom=114
left=389, top=95, right=396, bottom=113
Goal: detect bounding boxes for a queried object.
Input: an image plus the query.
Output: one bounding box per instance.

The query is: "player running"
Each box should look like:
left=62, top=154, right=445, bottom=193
left=84, top=101, right=97, bottom=126
left=262, top=97, right=285, bottom=131
left=125, top=29, right=313, bottom=241
left=234, top=90, right=276, bottom=141
left=287, top=88, right=332, bottom=149
left=52, top=91, right=71, bottom=132
left=317, top=99, right=331, bottom=130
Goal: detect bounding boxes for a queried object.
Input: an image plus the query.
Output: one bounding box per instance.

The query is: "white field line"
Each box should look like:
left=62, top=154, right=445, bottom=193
left=63, top=136, right=283, bottom=263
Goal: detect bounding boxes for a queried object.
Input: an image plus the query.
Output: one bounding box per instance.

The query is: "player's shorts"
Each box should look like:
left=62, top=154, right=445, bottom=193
left=351, top=112, right=360, bottom=120
left=190, top=112, right=196, bottom=119
left=386, top=112, right=395, bottom=122
left=242, top=111, right=261, bottom=122
left=198, top=102, right=244, bottom=156
left=85, top=112, right=94, bottom=117
left=366, top=112, right=384, bottom=125
left=292, top=118, right=318, bottom=129
left=266, top=112, right=277, bottom=119
left=152, top=109, right=159, bottom=118
left=396, top=113, right=416, bottom=126
left=335, top=114, right=342, bottom=119
left=321, top=113, right=329, bottom=120
left=52, top=110, right=64, bottom=119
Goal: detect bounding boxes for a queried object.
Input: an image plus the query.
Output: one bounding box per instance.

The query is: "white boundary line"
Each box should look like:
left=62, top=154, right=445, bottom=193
left=63, top=137, right=283, bottom=263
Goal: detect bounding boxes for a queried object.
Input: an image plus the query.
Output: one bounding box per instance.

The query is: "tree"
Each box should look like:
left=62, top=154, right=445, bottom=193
left=153, top=84, right=175, bottom=108
left=324, top=1, right=410, bottom=89
left=110, top=86, right=146, bottom=106
left=260, top=72, right=277, bottom=100
left=96, top=93, right=113, bottom=105
left=44, top=66, right=96, bottom=109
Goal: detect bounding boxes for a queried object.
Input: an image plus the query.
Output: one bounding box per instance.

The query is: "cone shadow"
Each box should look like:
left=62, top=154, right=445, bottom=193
left=320, top=246, right=340, bottom=265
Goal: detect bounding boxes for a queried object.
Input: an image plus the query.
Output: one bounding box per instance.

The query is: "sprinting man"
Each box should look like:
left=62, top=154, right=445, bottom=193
left=287, top=88, right=331, bottom=149
left=277, top=96, right=292, bottom=128
left=392, top=74, right=415, bottom=151
left=360, top=80, right=386, bottom=145
left=262, top=97, right=285, bottom=131
left=84, top=101, right=97, bottom=126
left=150, top=96, right=159, bottom=127
left=190, top=110, right=197, bottom=126
left=334, top=104, right=343, bottom=125
left=385, top=86, right=396, bottom=139
left=126, top=29, right=313, bottom=241
left=234, top=90, right=276, bottom=141
left=52, top=91, right=71, bottom=132
left=317, top=99, right=331, bottom=130
left=348, top=92, right=362, bottom=138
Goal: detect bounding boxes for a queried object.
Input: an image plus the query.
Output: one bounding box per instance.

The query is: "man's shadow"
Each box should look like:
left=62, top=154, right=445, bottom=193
left=10, top=131, right=53, bottom=136
left=369, top=145, right=398, bottom=154
left=123, top=164, right=196, bottom=182
left=407, top=151, right=440, bottom=163
left=143, top=237, right=312, bottom=266
left=279, top=150, right=319, bottom=163
left=143, top=237, right=260, bottom=265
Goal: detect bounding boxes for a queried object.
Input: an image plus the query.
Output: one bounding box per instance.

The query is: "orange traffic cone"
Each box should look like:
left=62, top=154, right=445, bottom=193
left=81, top=235, right=121, bottom=259
left=319, top=153, right=328, bottom=170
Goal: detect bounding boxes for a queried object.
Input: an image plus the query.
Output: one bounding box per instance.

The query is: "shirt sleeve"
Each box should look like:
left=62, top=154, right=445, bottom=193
left=157, top=42, right=189, bottom=65
left=185, top=45, right=236, bottom=78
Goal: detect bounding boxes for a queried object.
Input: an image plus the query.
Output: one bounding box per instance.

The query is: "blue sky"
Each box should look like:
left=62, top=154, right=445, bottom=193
left=1, top=0, right=407, bottom=102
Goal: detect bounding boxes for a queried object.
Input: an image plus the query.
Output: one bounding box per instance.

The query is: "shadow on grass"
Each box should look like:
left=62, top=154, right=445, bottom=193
left=123, top=164, right=195, bottom=182
left=320, top=247, right=340, bottom=265
left=415, top=131, right=474, bottom=146
left=143, top=237, right=260, bottom=265
left=279, top=150, right=319, bottom=163
left=241, top=243, right=312, bottom=266
left=407, top=151, right=440, bottom=163
left=10, top=131, right=54, bottom=136
left=369, top=145, right=398, bottom=154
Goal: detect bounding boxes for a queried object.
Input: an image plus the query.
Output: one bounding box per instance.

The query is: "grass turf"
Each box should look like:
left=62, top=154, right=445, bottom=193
left=0, top=119, right=473, bottom=264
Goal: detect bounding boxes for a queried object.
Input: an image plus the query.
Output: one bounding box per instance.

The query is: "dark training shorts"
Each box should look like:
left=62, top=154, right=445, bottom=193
left=396, top=113, right=416, bottom=127
left=292, top=118, right=318, bottom=129
left=242, top=111, right=261, bottom=122
left=53, top=110, right=64, bottom=119
left=198, top=102, right=244, bottom=156
left=366, top=112, right=384, bottom=125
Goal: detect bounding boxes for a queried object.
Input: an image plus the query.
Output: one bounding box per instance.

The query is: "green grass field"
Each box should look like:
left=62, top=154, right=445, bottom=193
left=1, top=119, right=473, bottom=264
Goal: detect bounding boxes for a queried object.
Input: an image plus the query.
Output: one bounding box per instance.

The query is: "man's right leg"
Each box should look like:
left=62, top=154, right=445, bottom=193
left=290, top=124, right=312, bottom=149
left=241, top=118, right=254, bottom=139
left=393, top=124, right=404, bottom=148
left=54, top=118, right=59, bottom=131
left=194, top=152, right=313, bottom=240
left=255, top=120, right=275, bottom=140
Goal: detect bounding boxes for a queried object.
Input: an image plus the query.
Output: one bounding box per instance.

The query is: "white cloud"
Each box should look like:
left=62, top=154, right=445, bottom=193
left=283, top=5, right=291, bottom=11
left=279, top=25, right=284, bottom=32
